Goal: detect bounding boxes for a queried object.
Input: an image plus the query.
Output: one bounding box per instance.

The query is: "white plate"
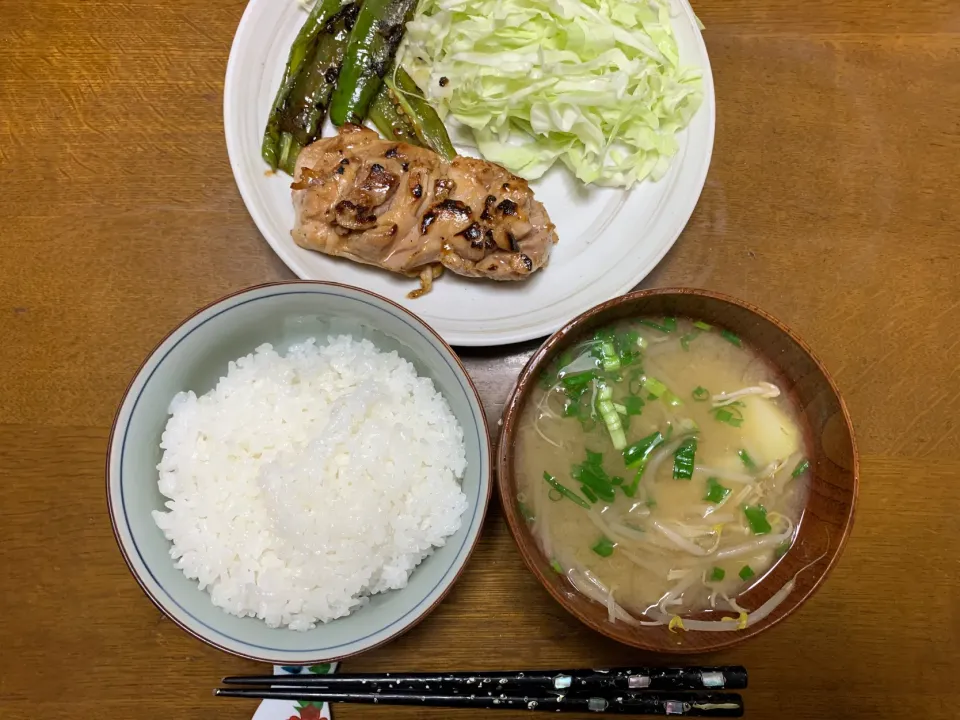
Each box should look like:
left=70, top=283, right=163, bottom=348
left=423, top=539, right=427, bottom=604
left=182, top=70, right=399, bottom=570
left=224, top=0, right=715, bottom=346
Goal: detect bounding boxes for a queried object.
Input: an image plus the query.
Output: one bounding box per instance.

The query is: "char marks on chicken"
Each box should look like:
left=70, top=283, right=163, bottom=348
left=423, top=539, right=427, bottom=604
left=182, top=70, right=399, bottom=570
left=291, top=125, right=557, bottom=287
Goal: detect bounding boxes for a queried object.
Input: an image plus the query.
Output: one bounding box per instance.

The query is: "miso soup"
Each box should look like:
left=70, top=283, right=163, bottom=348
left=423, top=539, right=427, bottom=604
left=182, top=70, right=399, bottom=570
left=515, top=317, right=811, bottom=627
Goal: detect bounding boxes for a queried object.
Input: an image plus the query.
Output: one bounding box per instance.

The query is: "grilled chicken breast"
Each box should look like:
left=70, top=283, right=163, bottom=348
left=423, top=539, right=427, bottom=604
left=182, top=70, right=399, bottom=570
left=291, top=125, right=557, bottom=286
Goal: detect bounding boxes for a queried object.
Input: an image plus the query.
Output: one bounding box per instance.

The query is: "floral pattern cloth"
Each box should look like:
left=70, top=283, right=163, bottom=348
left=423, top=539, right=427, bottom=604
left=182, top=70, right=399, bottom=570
left=250, top=663, right=338, bottom=720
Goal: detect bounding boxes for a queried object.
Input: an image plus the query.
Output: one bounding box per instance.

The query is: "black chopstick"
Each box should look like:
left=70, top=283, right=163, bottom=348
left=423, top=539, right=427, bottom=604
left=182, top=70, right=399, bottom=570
left=222, top=666, right=747, bottom=692
left=215, top=687, right=743, bottom=716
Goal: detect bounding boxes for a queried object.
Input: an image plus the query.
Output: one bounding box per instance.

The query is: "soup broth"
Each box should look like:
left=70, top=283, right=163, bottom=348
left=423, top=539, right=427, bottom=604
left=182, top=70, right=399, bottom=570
left=515, top=317, right=811, bottom=625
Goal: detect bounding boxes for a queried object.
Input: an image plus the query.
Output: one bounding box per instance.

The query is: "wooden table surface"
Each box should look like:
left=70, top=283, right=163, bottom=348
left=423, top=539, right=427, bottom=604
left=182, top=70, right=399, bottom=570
left=2, top=1, right=959, bottom=718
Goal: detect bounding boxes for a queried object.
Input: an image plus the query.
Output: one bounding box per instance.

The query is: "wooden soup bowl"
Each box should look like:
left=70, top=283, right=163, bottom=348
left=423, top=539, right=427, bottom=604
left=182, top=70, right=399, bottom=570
left=496, top=288, right=858, bottom=653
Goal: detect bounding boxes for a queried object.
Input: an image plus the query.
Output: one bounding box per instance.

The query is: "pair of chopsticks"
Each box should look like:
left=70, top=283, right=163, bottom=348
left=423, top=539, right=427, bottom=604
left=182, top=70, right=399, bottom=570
left=216, top=666, right=747, bottom=716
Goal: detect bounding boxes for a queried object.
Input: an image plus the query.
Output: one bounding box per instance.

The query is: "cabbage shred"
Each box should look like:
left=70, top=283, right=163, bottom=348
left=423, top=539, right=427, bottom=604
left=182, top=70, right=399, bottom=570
left=399, top=0, right=703, bottom=187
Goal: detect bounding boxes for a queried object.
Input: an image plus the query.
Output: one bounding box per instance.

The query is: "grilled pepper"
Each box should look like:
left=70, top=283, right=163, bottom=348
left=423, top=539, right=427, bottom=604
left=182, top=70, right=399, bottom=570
left=382, top=67, right=456, bottom=160
left=368, top=83, right=421, bottom=145
left=328, top=0, right=417, bottom=126
left=262, top=0, right=345, bottom=169
left=275, top=2, right=360, bottom=174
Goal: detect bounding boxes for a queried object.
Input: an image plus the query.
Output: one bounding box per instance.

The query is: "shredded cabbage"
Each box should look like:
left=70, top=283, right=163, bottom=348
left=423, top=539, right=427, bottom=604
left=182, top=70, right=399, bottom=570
left=399, top=0, right=703, bottom=187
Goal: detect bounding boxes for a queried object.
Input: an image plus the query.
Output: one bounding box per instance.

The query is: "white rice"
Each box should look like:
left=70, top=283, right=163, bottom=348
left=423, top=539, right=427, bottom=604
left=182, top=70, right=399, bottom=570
left=152, top=336, right=468, bottom=631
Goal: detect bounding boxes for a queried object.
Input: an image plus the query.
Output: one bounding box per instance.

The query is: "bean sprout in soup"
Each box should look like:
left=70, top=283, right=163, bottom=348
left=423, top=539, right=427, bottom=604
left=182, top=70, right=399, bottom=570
left=515, top=318, right=811, bottom=627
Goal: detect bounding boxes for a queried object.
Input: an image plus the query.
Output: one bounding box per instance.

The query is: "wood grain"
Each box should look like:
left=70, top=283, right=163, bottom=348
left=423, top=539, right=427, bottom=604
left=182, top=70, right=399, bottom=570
left=1, top=1, right=958, bottom=718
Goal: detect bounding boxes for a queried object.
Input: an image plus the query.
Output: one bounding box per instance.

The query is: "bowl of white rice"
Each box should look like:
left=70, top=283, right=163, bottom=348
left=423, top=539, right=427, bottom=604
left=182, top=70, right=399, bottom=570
left=107, top=281, right=491, bottom=664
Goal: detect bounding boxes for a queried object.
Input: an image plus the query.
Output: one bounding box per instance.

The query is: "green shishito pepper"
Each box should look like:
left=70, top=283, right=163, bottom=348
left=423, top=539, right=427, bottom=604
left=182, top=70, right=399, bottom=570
left=275, top=2, right=360, bottom=174
left=330, top=0, right=418, bottom=126
left=261, top=0, right=345, bottom=168
left=368, top=82, right=421, bottom=145
left=370, top=67, right=456, bottom=159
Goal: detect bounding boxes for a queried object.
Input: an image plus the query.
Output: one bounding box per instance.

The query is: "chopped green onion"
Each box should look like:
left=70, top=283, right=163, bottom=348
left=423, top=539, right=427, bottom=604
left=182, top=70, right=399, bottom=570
left=548, top=489, right=562, bottom=501
left=775, top=541, right=791, bottom=559
left=595, top=383, right=626, bottom=450
left=664, top=391, right=684, bottom=407
left=704, top=477, right=731, bottom=504
left=711, top=407, right=743, bottom=427
left=639, top=318, right=677, bottom=333
left=622, top=395, right=645, bottom=416
left=692, top=386, right=710, bottom=402
left=591, top=537, right=616, bottom=558
left=579, top=479, right=615, bottom=503
left=599, top=339, right=620, bottom=372
left=623, top=431, right=664, bottom=468
left=672, top=436, right=698, bottom=479
left=739, top=565, right=755, bottom=580
left=636, top=335, right=649, bottom=350
left=679, top=330, right=700, bottom=351
left=591, top=487, right=615, bottom=502
left=574, top=452, right=616, bottom=502
left=561, top=371, right=596, bottom=389
left=562, top=388, right=593, bottom=422
left=694, top=320, right=712, bottom=331
left=613, top=402, right=627, bottom=415
left=518, top=501, right=535, bottom=522
left=550, top=559, right=563, bottom=574
left=615, top=331, right=641, bottom=367
left=580, top=484, right=599, bottom=504
left=720, top=329, right=742, bottom=347
left=611, top=475, right=624, bottom=486
left=738, top=449, right=757, bottom=470
left=709, top=567, right=726, bottom=582
left=622, top=431, right=665, bottom=496
left=792, top=458, right=810, bottom=478
left=743, top=505, right=772, bottom=534
left=642, top=376, right=667, bottom=398
left=542, top=471, right=590, bottom=509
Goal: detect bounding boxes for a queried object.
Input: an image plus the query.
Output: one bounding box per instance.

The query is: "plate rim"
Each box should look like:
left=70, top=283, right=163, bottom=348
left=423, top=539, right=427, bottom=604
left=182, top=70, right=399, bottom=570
left=224, top=0, right=716, bottom=347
